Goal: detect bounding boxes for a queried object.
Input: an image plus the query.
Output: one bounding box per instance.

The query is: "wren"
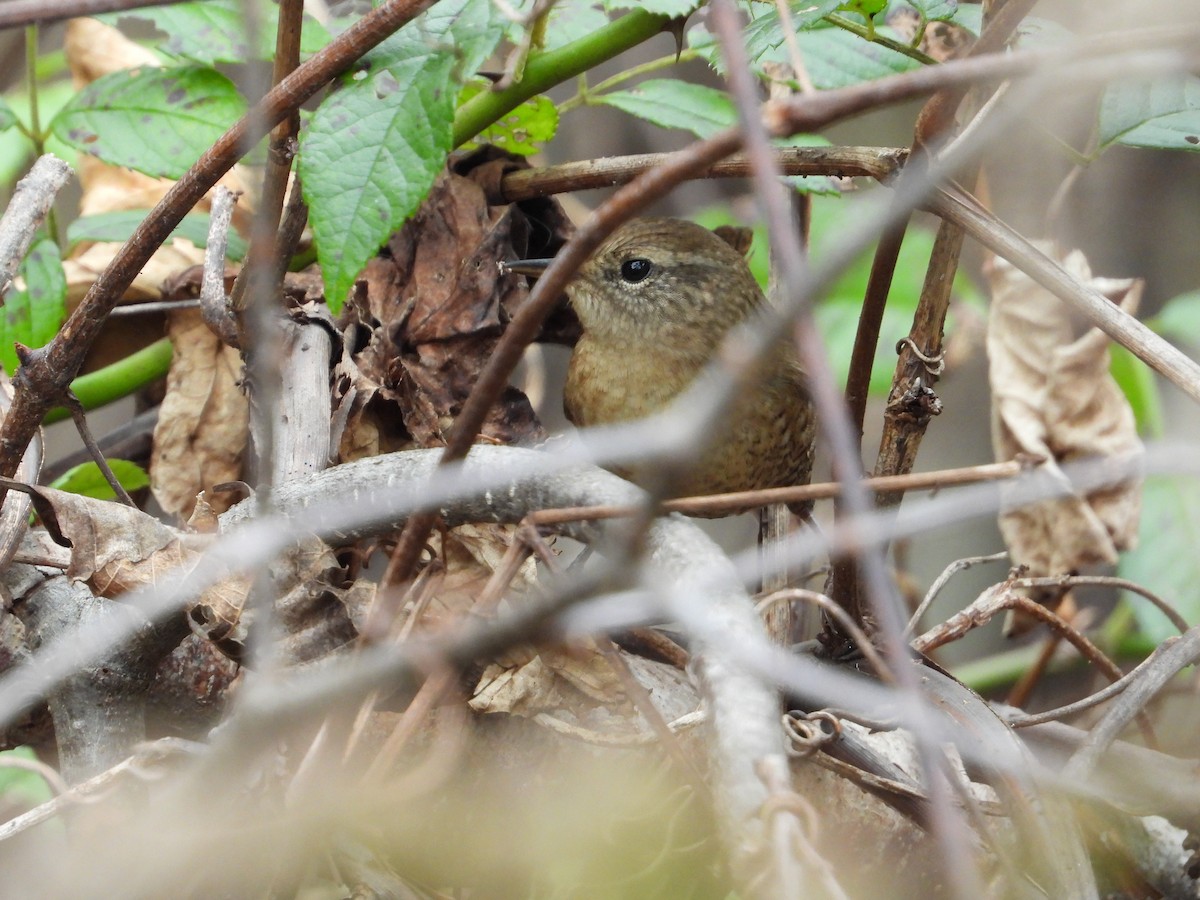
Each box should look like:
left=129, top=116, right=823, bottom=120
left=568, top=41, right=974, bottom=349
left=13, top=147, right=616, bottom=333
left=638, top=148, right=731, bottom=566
left=514, top=217, right=814, bottom=510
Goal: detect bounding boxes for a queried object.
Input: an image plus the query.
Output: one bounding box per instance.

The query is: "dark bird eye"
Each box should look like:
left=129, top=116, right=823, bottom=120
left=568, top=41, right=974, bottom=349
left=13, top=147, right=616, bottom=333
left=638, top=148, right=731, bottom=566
left=620, top=258, right=653, bottom=283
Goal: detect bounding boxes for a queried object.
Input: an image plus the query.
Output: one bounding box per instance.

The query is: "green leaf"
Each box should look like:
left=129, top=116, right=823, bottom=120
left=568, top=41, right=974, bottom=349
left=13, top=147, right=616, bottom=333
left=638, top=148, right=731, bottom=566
left=1109, top=344, right=1163, bottom=438
left=837, top=0, right=887, bottom=21
left=1119, top=476, right=1200, bottom=641
left=0, top=98, right=17, bottom=134
left=906, top=0, right=959, bottom=20
left=542, top=4, right=612, bottom=50
left=98, top=0, right=330, bottom=66
left=0, top=748, right=55, bottom=807
left=1099, top=76, right=1200, bottom=153
left=67, top=210, right=248, bottom=261
left=604, top=0, right=698, bottom=17
left=50, top=460, right=151, bottom=501
left=0, top=239, right=66, bottom=376
left=596, top=79, right=736, bottom=138
left=460, top=85, right=558, bottom=155
left=50, top=65, right=247, bottom=179
left=947, top=2, right=983, bottom=34
left=0, top=80, right=77, bottom=186
left=692, top=20, right=920, bottom=89
left=795, top=25, right=921, bottom=88
left=739, top=0, right=844, bottom=62
left=300, top=0, right=505, bottom=312
left=1149, top=290, right=1200, bottom=346
left=595, top=79, right=837, bottom=193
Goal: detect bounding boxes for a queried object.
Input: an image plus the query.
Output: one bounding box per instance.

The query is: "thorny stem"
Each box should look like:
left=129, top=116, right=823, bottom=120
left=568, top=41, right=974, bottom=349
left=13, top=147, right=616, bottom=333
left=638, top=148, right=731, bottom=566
left=823, top=12, right=937, bottom=65
left=452, top=9, right=672, bottom=147
left=62, top=391, right=135, bottom=506
left=558, top=50, right=701, bottom=113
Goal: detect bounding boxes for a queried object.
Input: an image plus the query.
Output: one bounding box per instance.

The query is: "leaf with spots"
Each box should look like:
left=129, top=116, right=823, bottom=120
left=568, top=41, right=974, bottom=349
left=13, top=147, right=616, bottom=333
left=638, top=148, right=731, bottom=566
left=97, top=0, right=330, bottom=66
left=1098, top=75, right=1200, bottom=153
left=459, top=84, right=558, bottom=156
left=0, top=238, right=66, bottom=376
left=299, top=0, right=505, bottom=312
left=49, top=64, right=247, bottom=179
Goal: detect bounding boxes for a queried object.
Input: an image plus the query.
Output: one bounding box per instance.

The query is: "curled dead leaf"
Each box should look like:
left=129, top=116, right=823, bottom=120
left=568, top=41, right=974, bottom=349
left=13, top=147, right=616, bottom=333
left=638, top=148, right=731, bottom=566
left=470, top=643, right=699, bottom=746
left=150, top=309, right=249, bottom=520
left=338, top=150, right=573, bottom=459
left=986, top=245, right=1144, bottom=629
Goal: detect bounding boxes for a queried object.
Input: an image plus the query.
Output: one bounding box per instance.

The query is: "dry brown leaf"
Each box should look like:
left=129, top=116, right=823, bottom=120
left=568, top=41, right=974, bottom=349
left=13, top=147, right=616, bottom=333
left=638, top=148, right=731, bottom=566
left=470, top=645, right=698, bottom=745
left=987, top=245, right=1143, bottom=615
left=416, top=523, right=536, bottom=624
left=471, top=642, right=621, bottom=716
left=189, top=533, right=364, bottom=665
left=150, top=309, right=249, bottom=520
left=337, top=150, right=573, bottom=460
left=22, top=485, right=189, bottom=596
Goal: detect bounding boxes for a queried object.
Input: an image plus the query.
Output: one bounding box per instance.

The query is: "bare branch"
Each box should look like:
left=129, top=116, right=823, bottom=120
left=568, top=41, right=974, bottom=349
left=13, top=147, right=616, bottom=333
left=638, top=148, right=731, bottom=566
left=0, top=155, right=71, bottom=298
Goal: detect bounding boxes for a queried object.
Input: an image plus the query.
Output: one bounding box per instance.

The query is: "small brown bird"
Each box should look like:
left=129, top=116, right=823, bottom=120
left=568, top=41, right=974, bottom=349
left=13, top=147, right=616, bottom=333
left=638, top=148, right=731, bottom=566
left=513, top=217, right=814, bottom=508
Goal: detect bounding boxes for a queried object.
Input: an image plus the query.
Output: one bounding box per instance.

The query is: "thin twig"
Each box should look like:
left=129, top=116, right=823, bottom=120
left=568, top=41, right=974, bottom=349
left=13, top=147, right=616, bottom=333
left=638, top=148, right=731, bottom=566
left=228, top=0, right=305, bottom=320
left=1013, top=574, right=1189, bottom=636
left=1063, top=627, right=1200, bottom=780
left=757, top=588, right=893, bottom=683
left=61, top=391, right=135, bottom=506
left=528, top=459, right=1029, bottom=524
left=771, top=0, right=816, bottom=94
left=495, top=146, right=908, bottom=202
left=200, top=187, right=239, bottom=346
left=914, top=580, right=1157, bottom=745
left=906, top=551, right=1008, bottom=636
left=109, top=299, right=201, bottom=316
left=929, top=185, right=1200, bottom=404
left=1007, top=647, right=1166, bottom=729
left=0, top=155, right=70, bottom=298
left=0, top=753, right=69, bottom=796
left=710, top=3, right=983, bottom=894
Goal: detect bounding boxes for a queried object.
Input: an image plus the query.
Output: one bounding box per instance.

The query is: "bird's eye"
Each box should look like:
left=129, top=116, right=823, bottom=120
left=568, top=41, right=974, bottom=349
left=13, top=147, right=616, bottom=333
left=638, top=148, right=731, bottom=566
left=619, top=258, right=653, bottom=283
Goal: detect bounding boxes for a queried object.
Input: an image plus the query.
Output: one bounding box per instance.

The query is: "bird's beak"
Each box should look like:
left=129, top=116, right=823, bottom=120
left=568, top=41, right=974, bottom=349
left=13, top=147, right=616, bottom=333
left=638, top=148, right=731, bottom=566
left=501, top=258, right=553, bottom=277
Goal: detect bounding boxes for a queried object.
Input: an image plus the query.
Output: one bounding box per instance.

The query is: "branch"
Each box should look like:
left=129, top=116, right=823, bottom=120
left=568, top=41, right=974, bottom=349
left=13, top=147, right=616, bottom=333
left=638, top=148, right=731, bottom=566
left=493, top=146, right=908, bottom=202
left=1063, top=626, right=1200, bottom=781
left=930, top=187, right=1200, bottom=404
left=0, top=446, right=792, bottom=871
left=0, top=155, right=71, bottom=298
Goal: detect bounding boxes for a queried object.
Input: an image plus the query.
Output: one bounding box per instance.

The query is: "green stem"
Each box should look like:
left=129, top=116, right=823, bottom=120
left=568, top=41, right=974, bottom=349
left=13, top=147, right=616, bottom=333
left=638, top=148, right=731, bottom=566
left=824, top=13, right=938, bottom=66
left=452, top=9, right=669, bottom=148
left=43, top=337, right=173, bottom=425
left=25, top=26, right=41, bottom=142
left=559, top=49, right=701, bottom=113
left=25, top=25, right=58, bottom=239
